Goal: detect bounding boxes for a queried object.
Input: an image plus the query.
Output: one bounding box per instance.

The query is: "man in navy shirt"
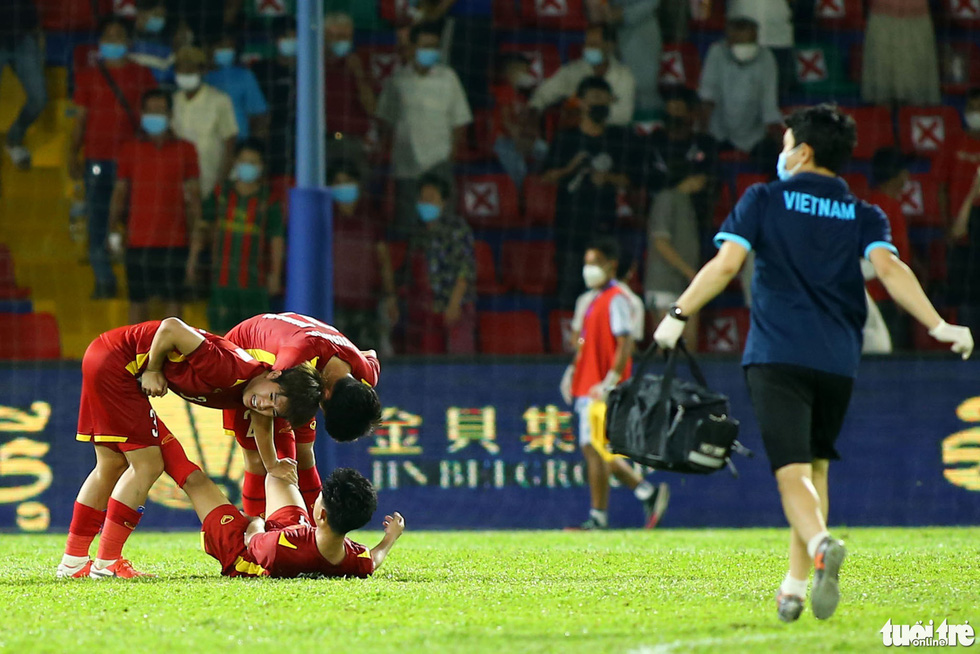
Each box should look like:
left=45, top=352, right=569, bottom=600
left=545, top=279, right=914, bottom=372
left=653, top=105, right=973, bottom=623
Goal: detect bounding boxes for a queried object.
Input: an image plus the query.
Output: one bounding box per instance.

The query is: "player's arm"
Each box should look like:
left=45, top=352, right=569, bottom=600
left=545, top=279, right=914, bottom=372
left=249, top=413, right=298, bottom=485
left=370, top=512, right=405, bottom=571
left=141, top=318, right=207, bottom=396
left=869, top=247, right=973, bottom=359
left=107, top=179, right=130, bottom=234
left=588, top=333, right=633, bottom=400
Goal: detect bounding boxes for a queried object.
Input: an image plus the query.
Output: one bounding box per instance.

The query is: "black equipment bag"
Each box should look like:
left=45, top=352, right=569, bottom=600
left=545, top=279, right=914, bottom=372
left=606, top=340, right=751, bottom=476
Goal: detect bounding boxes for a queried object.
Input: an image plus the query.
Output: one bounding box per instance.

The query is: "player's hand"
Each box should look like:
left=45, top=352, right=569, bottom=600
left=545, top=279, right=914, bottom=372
left=654, top=314, right=686, bottom=349
left=383, top=512, right=405, bottom=538
left=559, top=364, right=574, bottom=405
left=444, top=302, right=462, bottom=326
left=268, top=458, right=298, bottom=485
left=929, top=320, right=974, bottom=360
left=587, top=382, right=608, bottom=401
left=140, top=370, right=168, bottom=397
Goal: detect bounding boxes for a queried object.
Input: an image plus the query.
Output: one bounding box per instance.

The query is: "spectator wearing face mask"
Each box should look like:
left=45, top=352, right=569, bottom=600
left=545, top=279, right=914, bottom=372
left=171, top=46, right=239, bottom=199
left=71, top=16, right=158, bottom=299
left=323, top=12, right=376, bottom=179
left=253, top=19, right=299, bottom=185
left=491, top=53, right=545, bottom=190
left=129, top=0, right=175, bottom=83
left=376, top=21, right=473, bottom=239
left=529, top=24, right=636, bottom=127
left=698, top=16, right=783, bottom=171
left=725, top=0, right=795, bottom=99
left=204, top=32, right=269, bottom=142
left=399, top=172, right=476, bottom=355
left=541, top=76, right=646, bottom=309
left=203, top=138, right=284, bottom=333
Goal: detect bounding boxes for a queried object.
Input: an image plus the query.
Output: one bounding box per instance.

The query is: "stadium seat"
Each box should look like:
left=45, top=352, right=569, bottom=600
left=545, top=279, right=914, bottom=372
left=474, top=241, right=508, bottom=295
left=688, top=0, right=726, bottom=32
left=735, top=173, right=770, bottom=199
left=698, top=308, right=749, bottom=353
left=358, top=45, right=402, bottom=92
left=839, top=106, right=894, bottom=160
left=944, top=0, right=980, bottom=27
left=793, top=44, right=857, bottom=96
left=37, top=0, right=110, bottom=31
left=548, top=309, right=575, bottom=354
left=900, top=174, right=942, bottom=227
left=0, top=245, right=30, bottom=300
left=0, top=312, right=61, bottom=360
left=926, top=238, right=948, bottom=282
left=658, top=43, right=701, bottom=90
left=520, top=0, right=588, bottom=30
left=493, top=0, right=524, bottom=28
left=813, top=0, right=865, bottom=30
left=379, top=0, right=413, bottom=24
left=940, top=42, right=980, bottom=95
left=333, top=232, right=381, bottom=310
left=457, top=174, right=522, bottom=228
left=478, top=311, right=544, bottom=354
left=72, top=44, right=99, bottom=72
left=498, top=42, right=562, bottom=88
left=841, top=173, right=869, bottom=199
left=712, top=179, right=734, bottom=228
left=500, top=240, right=557, bottom=295
left=898, top=106, right=964, bottom=158
left=523, top=175, right=557, bottom=226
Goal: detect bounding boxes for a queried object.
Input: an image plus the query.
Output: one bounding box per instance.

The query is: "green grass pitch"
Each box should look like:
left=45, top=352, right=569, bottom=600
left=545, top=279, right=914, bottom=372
left=1, top=527, right=977, bottom=653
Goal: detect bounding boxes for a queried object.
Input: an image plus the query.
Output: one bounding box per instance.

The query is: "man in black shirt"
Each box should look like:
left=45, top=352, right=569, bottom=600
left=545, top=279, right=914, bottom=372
left=542, top=76, right=643, bottom=308
left=0, top=0, right=46, bottom=169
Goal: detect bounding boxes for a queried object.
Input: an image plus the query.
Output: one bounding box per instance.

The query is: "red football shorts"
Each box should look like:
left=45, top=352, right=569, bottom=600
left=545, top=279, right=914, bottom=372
left=201, top=504, right=268, bottom=577
left=223, top=408, right=316, bottom=457
left=265, top=505, right=312, bottom=531
left=76, top=336, right=173, bottom=451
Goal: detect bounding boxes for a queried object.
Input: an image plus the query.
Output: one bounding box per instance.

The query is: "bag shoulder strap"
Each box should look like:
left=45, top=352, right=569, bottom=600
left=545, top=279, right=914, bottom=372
left=96, top=60, right=140, bottom=133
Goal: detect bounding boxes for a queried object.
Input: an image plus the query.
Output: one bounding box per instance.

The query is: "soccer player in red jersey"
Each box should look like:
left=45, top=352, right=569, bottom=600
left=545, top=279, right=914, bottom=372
left=58, top=317, right=323, bottom=579
left=223, top=312, right=383, bottom=517
left=174, top=458, right=405, bottom=578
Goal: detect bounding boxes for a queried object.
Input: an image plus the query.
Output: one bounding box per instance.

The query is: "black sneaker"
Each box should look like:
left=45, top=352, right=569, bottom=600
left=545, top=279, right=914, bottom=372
left=775, top=591, right=804, bottom=623
left=811, top=537, right=846, bottom=620
left=564, top=516, right=606, bottom=531
left=643, top=482, right=670, bottom=529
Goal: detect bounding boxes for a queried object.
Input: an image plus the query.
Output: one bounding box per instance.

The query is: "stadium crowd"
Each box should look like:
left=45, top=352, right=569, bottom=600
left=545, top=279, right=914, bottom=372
left=2, top=0, right=978, bottom=357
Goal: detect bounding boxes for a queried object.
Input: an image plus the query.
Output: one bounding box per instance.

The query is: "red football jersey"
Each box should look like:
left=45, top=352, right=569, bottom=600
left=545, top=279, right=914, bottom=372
left=247, top=507, right=375, bottom=578
left=225, top=312, right=380, bottom=386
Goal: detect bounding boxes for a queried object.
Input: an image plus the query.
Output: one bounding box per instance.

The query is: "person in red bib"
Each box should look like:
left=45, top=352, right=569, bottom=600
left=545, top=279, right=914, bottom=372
left=223, top=312, right=382, bottom=517
left=58, top=317, right=324, bottom=580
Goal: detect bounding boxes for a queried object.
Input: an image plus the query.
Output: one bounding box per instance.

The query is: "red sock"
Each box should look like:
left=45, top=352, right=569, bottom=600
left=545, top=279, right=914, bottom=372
left=65, top=501, right=106, bottom=557
left=298, top=466, right=322, bottom=517
left=242, top=471, right=266, bottom=517
left=95, top=498, right=142, bottom=562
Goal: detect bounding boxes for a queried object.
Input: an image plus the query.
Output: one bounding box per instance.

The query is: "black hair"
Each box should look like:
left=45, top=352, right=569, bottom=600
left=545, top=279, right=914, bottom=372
left=212, top=30, right=242, bottom=50
left=276, top=364, right=326, bottom=427
left=662, top=86, right=700, bottom=110
left=417, top=171, right=452, bottom=200
left=870, top=146, right=910, bottom=187
left=576, top=75, right=613, bottom=99
left=784, top=104, right=857, bottom=174
left=322, top=377, right=382, bottom=443
left=410, top=21, right=443, bottom=44
left=329, top=159, right=362, bottom=183
left=236, top=137, right=266, bottom=160
left=615, top=247, right=634, bottom=280
left=966, top=88, right=980, bottom=104
left=135, top=0, right=165, bottom=10
left=587, top=237, right=620, bottom=264
left=99, top=15, right=133, bottom=40
left=271, top=16, right=296, bottom=39
left=320, top=468, right=377, bottom=534
left=141, top=88, right=173, bottom=112
left=585, top=23, right=617, bottom=43
left=728, top=16, right=759, bottom=31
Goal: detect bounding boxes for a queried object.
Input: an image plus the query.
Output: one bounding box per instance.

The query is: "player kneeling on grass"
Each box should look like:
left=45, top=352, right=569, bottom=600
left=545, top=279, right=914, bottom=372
left=58, top=317, right=323, bottom=579
left=171, top=452, right=404, bottom=577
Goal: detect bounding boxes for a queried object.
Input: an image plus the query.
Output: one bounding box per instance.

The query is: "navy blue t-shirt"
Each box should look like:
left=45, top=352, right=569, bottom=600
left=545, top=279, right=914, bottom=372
left=715, top=173, right=897, bottom=378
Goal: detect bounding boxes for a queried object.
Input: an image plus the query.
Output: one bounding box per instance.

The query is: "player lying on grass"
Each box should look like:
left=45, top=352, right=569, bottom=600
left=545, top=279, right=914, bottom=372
left=166, top=448, right=404, bottom=577
left=58, top=317, right=323, bottom=579
left=223, top=312, right=383, bottom=517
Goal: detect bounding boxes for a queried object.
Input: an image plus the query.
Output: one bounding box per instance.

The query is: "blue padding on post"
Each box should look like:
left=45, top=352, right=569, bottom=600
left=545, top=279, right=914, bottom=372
left=286, top=186, right=333, bottom=323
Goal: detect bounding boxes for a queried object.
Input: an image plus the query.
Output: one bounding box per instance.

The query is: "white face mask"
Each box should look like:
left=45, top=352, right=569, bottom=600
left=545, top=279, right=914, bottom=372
left=515, top=72, right=537, bottom=90
left=966, top=111, right=980, bottom=131
left=730, top=43, right=760, bottom=63
left=175, top=73, right=202, bottom=91
left=582, top=264, right=608, bottom=289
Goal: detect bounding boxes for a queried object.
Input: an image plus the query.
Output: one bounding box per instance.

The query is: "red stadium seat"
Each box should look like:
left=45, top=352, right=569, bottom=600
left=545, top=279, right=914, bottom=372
left=388, top=241, right=408, bottom=274
left=457, top=174, right=522, bottom=228
left=735, top=173, right=770, bottom=199
left=839, top=106, right=894, bottom=160
left=0, top=313, right=61, bottom=360
left=379, top=0, right=413, bottom=24
left=926, top=238, right=948, bottom=282
left=813, top=0, right=865, bottom=30
left=548, top=309, right=575, bottom=354
left=72, top=44, right=99, bottom=72
left=493, top=0, right=524, bottom=28
left=689, top=0, right=726, bottom=32
left=941, top=42, right=980, bottom=95
left=520, top=0, right=588, bottom=30
left=474, top=241, right=508, bottom=295
left=712, top=180, right=734, bottom=228
left=333, top=232, right=381, bottom=310
left=0, top=246, right=30, bottom=300
left=698, top=308, right=749, bottom=353
left=659, top=43, right=701, bottom=90
left=479, top=311, right=544, bottom=354
left=841, top=173, right=869, bottom=199
left=898, top=106, right=964, bottom=158
left=523, top=175, right=557, bottom=226
left=900, top=174, right=942, bottom=227
left=944, top=0, right=980, bottom=26
left=358, top=45, right=402, bottom=92
left=37, top=0, right=110, bottom=31
left=498, top=43, right=562, bottom=88
left=500, top=240, right=557, bottom=295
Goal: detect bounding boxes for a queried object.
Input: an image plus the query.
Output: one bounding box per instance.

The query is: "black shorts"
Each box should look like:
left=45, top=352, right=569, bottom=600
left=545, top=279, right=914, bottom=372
left=745, top=364, right=854, bottom=473
left=126, top=247, right=188, bottom=303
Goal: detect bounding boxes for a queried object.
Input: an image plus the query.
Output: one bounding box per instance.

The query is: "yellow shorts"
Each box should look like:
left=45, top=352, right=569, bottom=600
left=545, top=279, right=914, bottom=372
left=587, top=400, right=621, bottom=463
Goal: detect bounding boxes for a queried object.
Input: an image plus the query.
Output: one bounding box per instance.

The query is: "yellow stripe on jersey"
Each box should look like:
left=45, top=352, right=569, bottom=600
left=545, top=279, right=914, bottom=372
left=246, top=349, right=276, bottom=365
left=224, top=429, right=238, bottom=438
left=233, top=556, right=267, bottom=576
left=357, top=549, right=371, bottom=558
left=124, top=353, right=150, bottom=376
left=278, top=533, right=297, bottom=549
left=167, top=351, right=186, bottom=363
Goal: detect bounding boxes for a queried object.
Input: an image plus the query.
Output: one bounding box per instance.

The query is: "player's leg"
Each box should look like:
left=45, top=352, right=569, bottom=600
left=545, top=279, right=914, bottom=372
left=241, top=448, right=268, bottom=516
left=264, top=472, right=307, bottom=518
left=91, top=445, right=165, bottom=578
left=58, top=445, right=128, bottom=578
left=294, top=420, right=321, bottom=517
left=576, top=398, right=608, bottom=529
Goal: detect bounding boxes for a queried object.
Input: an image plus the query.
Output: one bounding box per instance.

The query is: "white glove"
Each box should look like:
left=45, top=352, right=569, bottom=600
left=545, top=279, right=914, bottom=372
left=929, top=321, right=974, bottom=360
left=559, top=364, right=574, bottom=406
left=654, top=314, right=686, bottom=349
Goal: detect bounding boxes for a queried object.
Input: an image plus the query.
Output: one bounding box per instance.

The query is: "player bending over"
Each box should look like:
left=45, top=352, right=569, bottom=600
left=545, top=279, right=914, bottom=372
left=224, top=312, right=383, bottom=517
left=58, top=317, right=323, bottom=579
left=653, top=105, right=973, bottom=622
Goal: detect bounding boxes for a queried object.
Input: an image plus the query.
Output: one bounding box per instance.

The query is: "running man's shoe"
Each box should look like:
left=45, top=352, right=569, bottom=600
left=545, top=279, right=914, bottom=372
left=564, top=517, right=607, bottom=531
left=775, top=591, right=804, bottom=623
left=56, top=559, right=92, bottom=579
left=89, top=559, right=155, bottom=579
left=811, top=538, right=846, bottom=620
left=643, top=482, right=670, bottom=529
